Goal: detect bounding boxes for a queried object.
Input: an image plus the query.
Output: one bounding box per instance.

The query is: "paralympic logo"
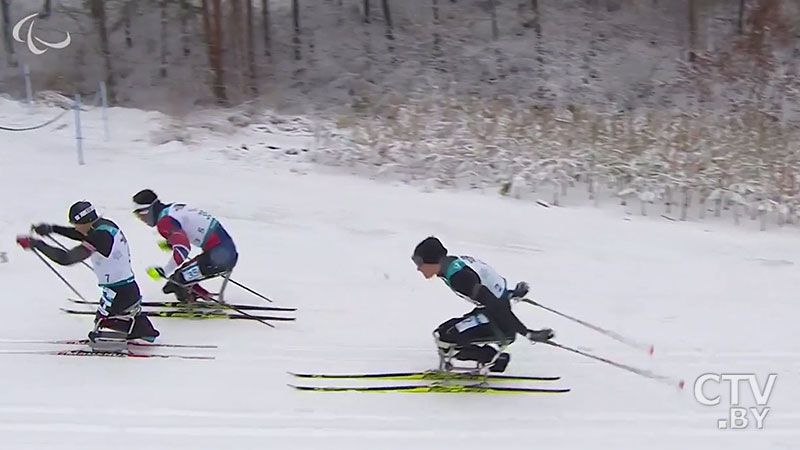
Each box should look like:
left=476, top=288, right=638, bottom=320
left=12, top=13, right=71, bottom=55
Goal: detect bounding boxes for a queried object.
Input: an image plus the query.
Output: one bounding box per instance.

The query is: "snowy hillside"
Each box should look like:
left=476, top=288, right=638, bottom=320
left=0, top=98, right=798, bottom=449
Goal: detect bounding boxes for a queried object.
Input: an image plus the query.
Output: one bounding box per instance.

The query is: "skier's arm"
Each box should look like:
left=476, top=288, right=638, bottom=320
left=156, top=216, right=190, bottom=275
left=51, top=225, right=85, bottom=241
left=30, top=240, right=92, bottom=266
left=448, top=268, right=529, bottom=335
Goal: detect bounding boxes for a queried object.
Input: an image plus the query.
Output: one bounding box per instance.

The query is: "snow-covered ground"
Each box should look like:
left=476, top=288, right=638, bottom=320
left=0, top=99, right=798, bottom=449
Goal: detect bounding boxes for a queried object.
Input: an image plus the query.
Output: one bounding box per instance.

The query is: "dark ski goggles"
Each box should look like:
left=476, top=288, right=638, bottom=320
left=132, top=202, right=157, bottom=226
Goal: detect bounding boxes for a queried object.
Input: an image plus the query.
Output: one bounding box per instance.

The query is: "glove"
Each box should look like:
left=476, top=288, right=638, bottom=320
left=157, top=240, right=171, bottom=252
left=146, top=266, right=166, bottom=281
left=16, top=235, right=38, bottom=251
left=31, top=223, right=53, bottom=236
left=525, top=328, right=554, bottom=343
left=511, top=281, right=529, bottom=299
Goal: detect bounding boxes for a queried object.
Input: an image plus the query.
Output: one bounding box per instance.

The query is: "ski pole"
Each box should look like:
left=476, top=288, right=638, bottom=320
left=201, top=293, right=276, bottom=329
left=229, top=278, right=273, bottom=303
left=158, top=276, right=276, bottom=329
left=31, top=248, right=87, bottom=301
left=543, top=340, right=684, bottom=389
left=519, top=298, right=654, bottom=355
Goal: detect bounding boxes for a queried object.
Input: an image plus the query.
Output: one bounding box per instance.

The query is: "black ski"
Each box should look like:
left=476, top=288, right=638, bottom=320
left=289, top=383, right=570, bottom=394
left=67, top=297, right=296, bottom=312
left=60, top=308, right=295, bottom=321
left=0, top=338, right=217, bottom=349
left=289, top=371, right=560, bottom=382
left=0, top=348, right=214, bottom=360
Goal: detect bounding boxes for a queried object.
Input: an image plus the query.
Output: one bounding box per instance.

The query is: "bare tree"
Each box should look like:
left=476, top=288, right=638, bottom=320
left=231, top=0, right=245, bottom=91
left=489, top=0, right=499, bottom=40
left=432, top=0, right=441, bottom=56
left=1, top=0, right=16, bottom=68
left=90, top=0, right=116, bottom=102
left=123, top=1, right=133, bottom=48
left=688, top=0, right=698, bottom=62
left=39, top=0, right=53, bottom=18
left=531, top=0, right=541, bottom=39
left=293, top=0, right=301, bottom=60
left=246, top=0, right=258, bottom=94
left=203, top=0, right=227, bottom=103
left=262, top=0, right=271, bottom=58
left=738, top=0, right=746, bottom=34
left=160, top=0, right=168, bottom=77
left=381, top=0, right=394, bottom=50
left=180, top=0, right=191, bottom=55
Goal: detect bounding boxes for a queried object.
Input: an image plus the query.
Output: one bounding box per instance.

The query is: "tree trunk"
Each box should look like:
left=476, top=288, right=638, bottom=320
left=124, top=5, right=133, bottom=48
left=231, top=0, right=245, bottom=94
left=90, top=0, right=116, bottom=102
left=1, top=0, right=16, bottom=68
left=180, top=0, right=190, bottom=55
left=489, top=0, right=499, bottom=40
left=262, top=0, right=271, bottom=58
left=531, top=0, right=541, bottom=39
left=203, top=0, right=227, bottom=104
left=680, top=187, right=691, bottom=221
left=363, top=0, right=370, bottom=23
left=160, top=0, right=168, bottom=77
left=246, top=0, right=258, bottom=95
left=688, top=0, right=698, bottom=62
left=432, top=0, right=441, bottom=56
left=39, top=0, right=53, bottom=18
left=738, top=0, right=745, bottom=34
left=293, top=0, right=301, bottom=60
left=381, top=0, right=394, bottom=52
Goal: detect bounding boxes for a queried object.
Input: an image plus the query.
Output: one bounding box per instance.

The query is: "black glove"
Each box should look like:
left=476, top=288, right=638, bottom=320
left=525, top=328, right=554, bottom=342
left=32, top=223, right=53, bottom=236
left=511, top=281, right=529, bottom=298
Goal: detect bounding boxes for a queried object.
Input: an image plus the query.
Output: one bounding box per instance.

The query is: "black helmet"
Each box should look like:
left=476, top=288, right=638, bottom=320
left=68, top=200, right=98, bottom=225
left=412, top=236, right=447, bottom=266
left=132, top=189, right=162, bottom=227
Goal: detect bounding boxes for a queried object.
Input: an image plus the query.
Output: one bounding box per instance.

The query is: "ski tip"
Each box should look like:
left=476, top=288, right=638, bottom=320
left=678, top=379, right=685, bottom=390
left=649, top=345, right=655, bottom=356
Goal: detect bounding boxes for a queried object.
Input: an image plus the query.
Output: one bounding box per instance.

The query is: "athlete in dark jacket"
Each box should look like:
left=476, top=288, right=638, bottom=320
left=412, top=236, right=554, bottom=373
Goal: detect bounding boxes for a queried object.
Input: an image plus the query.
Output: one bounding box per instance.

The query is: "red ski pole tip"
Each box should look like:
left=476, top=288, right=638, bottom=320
left=678, top=380, right=685, bottom=390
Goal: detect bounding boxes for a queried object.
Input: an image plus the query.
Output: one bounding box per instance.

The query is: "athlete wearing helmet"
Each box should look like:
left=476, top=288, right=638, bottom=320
left=412, top=236, right=554, bottom=373
left=16, top=201, right=159, bottom=346
left=131, top=189, right=238, bottom=303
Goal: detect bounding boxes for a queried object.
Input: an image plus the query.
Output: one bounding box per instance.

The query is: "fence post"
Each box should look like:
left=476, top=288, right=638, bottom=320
left=23, top=65, right=33, bottom=112
left=74, top=94, right=84, bottom=165
left=99, top=81, right=109, bottom=141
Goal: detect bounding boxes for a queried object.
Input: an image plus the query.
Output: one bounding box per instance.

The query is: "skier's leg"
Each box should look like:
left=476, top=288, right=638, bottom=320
left=434, top=308, right=515, bottom=371
left=163, top=238, right=238, bottom=301
left=90, top=282, right=157, bottom=349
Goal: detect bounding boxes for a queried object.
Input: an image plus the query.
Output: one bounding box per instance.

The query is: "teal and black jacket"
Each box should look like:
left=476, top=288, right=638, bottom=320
left=438, top=256, right=528, bottom=335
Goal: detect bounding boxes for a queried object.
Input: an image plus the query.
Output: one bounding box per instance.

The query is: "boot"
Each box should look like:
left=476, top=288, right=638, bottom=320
left=489, top=353, right=511, bottom=373
left=127, top=316, right=160, bottom=343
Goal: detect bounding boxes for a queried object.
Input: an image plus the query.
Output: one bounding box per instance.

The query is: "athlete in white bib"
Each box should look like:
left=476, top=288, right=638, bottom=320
left=412, top=236, right=554, bottom=373
left=16, top=201, right=160, bottom=347
left=131, top=189, right=238, bottom=303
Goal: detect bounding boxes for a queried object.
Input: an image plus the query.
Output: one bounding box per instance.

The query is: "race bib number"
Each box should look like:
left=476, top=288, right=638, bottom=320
left=181, top=263, right=203, bottom=282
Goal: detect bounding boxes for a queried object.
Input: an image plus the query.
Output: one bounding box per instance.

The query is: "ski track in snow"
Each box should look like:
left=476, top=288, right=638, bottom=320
left=0, top=99, right=798, bottom=449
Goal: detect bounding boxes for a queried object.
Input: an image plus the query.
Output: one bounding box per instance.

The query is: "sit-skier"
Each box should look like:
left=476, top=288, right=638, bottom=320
left=412, top=236, right=554, bottom=374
